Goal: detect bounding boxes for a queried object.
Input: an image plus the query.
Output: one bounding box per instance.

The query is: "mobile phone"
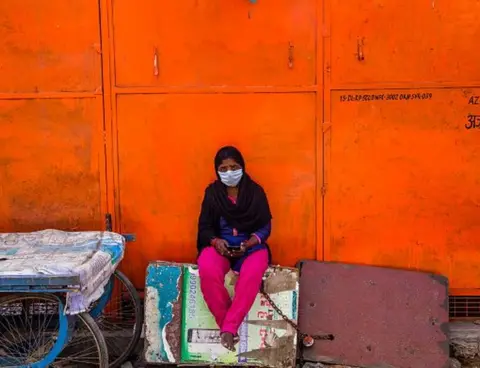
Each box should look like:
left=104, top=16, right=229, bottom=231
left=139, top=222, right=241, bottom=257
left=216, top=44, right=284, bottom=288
left=187, top=328, right=221, bottom=344
left=227, top=243, right=241, bottom=250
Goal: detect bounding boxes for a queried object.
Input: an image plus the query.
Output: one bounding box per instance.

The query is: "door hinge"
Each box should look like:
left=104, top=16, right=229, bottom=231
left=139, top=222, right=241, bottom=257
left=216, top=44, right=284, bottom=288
left=93, top=43, right=102, bottom=54
left=321, top=185, right=327, bottom=196
left=105, top=213, right=112, bottom=231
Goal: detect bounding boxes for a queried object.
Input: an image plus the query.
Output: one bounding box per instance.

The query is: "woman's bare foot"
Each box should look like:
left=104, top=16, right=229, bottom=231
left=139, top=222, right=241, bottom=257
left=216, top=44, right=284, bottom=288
left=220, top=332, right=236, bottom=351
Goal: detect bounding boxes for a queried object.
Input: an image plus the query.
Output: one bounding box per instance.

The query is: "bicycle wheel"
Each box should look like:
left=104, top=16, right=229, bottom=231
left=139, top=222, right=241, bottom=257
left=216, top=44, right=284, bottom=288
left=61, top=312, right=109, bottom=368
left=90, top=270, right=142, bottom=368
left=0, top=293, right=108, bottom=367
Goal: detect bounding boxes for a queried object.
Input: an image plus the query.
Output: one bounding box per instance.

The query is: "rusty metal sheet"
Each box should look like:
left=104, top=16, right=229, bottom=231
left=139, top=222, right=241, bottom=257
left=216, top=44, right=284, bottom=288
left=298, top=260, right=449, bottom=368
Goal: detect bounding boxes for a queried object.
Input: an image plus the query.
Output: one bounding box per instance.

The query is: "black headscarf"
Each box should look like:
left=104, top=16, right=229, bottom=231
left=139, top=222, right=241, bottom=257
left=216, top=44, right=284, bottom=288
left=197, top=146, right=272, bottom=252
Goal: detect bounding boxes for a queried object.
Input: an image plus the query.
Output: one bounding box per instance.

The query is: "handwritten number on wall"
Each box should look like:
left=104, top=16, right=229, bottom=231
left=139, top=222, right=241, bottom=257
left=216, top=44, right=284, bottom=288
left=339, top=93, right=433, bottom=103
left=466, top=96, right=479, bottom=129
left=465, top=114, right=480, bottom=130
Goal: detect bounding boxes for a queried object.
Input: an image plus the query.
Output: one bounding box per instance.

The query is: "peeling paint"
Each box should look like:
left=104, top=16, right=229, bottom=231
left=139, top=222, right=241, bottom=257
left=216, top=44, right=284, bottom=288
left=144, top=262, right=183, bottom=364
left=161, top=316, right=174, bottom=362
left=144, top=262, right=299, bottom=366
left=145, top=286, right=162, bottom=362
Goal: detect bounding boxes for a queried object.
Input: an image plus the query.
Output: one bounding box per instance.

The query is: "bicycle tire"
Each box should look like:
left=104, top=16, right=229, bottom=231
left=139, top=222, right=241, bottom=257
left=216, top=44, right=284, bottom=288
left=0, top=293, right=68, bottom=367
left=0, top=293, right=109, bottom=368
left=95, top=270, right=143, bottom=368
left=77, top=312, right=110, bottom=368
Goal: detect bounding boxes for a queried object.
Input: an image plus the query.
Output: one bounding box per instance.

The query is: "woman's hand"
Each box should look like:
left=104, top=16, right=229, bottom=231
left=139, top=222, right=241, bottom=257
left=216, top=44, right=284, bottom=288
left=212, top=238, right=232, bottom=257
left=229, top=246, right=245, bottom=258
left=232, top=235, right=260, bottom=258
left=240, top=235, right=259, bottom=250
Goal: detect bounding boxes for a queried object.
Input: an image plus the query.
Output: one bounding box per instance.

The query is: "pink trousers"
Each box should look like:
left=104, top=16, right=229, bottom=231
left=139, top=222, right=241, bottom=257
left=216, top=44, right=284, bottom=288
left=198, top=246, right=269, bottom=335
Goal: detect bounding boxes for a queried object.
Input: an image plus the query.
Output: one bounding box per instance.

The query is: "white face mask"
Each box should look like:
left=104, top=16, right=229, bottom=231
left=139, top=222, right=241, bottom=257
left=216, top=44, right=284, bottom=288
left=218, top=169, right=243, bottom=187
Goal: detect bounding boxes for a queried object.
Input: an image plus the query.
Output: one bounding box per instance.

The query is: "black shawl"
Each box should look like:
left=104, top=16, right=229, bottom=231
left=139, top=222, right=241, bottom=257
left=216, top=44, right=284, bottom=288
left=197, top=173, right=272, bottom=253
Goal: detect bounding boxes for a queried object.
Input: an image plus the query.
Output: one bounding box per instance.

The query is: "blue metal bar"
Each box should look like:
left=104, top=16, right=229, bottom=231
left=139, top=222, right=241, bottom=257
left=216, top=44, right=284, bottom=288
left=0, top=274, right=80, bottom=287
left=31, top=296, right=70, bottom=368
left=122, top=233, right=136, bottom=242
left=0, top=286, right=76, bottom=293
left=89, top=275, right=114, bottom=319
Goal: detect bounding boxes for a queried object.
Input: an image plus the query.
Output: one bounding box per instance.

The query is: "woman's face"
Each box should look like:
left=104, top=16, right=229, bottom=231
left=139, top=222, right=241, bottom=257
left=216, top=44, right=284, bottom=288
left=217, top=158, right=242, bottom=173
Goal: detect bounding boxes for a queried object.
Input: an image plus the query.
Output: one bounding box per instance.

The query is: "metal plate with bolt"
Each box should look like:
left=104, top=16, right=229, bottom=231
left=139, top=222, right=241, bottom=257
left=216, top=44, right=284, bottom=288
left=297, top=260, right=449, bottom=368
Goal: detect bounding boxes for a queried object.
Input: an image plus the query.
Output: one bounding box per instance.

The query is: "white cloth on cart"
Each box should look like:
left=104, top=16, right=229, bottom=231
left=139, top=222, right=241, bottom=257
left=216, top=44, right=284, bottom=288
left=0, top=229, right=125, bottom=315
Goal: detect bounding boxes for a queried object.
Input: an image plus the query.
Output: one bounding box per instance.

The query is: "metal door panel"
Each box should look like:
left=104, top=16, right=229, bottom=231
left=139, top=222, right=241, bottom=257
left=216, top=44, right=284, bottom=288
left=115, top=93, right=316, bottom=287
left=112, top=0, right=316, bottom=87
left=325, top=88, right=480, bottom=290
left=330, top=0, right=480, bottom=87
left=0, top=98, right=103, bottom=231
left=0, top=0, right=101, bottom=93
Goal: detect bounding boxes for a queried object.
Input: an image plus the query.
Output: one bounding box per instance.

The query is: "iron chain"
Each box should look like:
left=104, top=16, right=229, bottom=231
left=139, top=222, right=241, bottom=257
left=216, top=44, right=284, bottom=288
left=260, top=285, right=334, bottom=343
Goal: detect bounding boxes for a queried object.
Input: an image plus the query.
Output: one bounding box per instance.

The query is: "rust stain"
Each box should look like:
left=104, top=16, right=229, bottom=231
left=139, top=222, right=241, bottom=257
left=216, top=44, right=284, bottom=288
left=165, top=270, right=183, bottom=362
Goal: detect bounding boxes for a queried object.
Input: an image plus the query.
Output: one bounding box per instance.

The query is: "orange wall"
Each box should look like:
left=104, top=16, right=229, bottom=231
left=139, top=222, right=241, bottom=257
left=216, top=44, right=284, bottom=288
left=1, top=0, right=480, bottom=293
left=0, top=0, right=105, bottom=232
left=108, top=0, right=320, bottom=287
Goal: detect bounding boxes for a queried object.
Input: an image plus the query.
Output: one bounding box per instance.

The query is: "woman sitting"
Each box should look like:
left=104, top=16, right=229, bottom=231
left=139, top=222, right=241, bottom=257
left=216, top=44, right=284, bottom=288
left=197, top=146, right=272, bottom=351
